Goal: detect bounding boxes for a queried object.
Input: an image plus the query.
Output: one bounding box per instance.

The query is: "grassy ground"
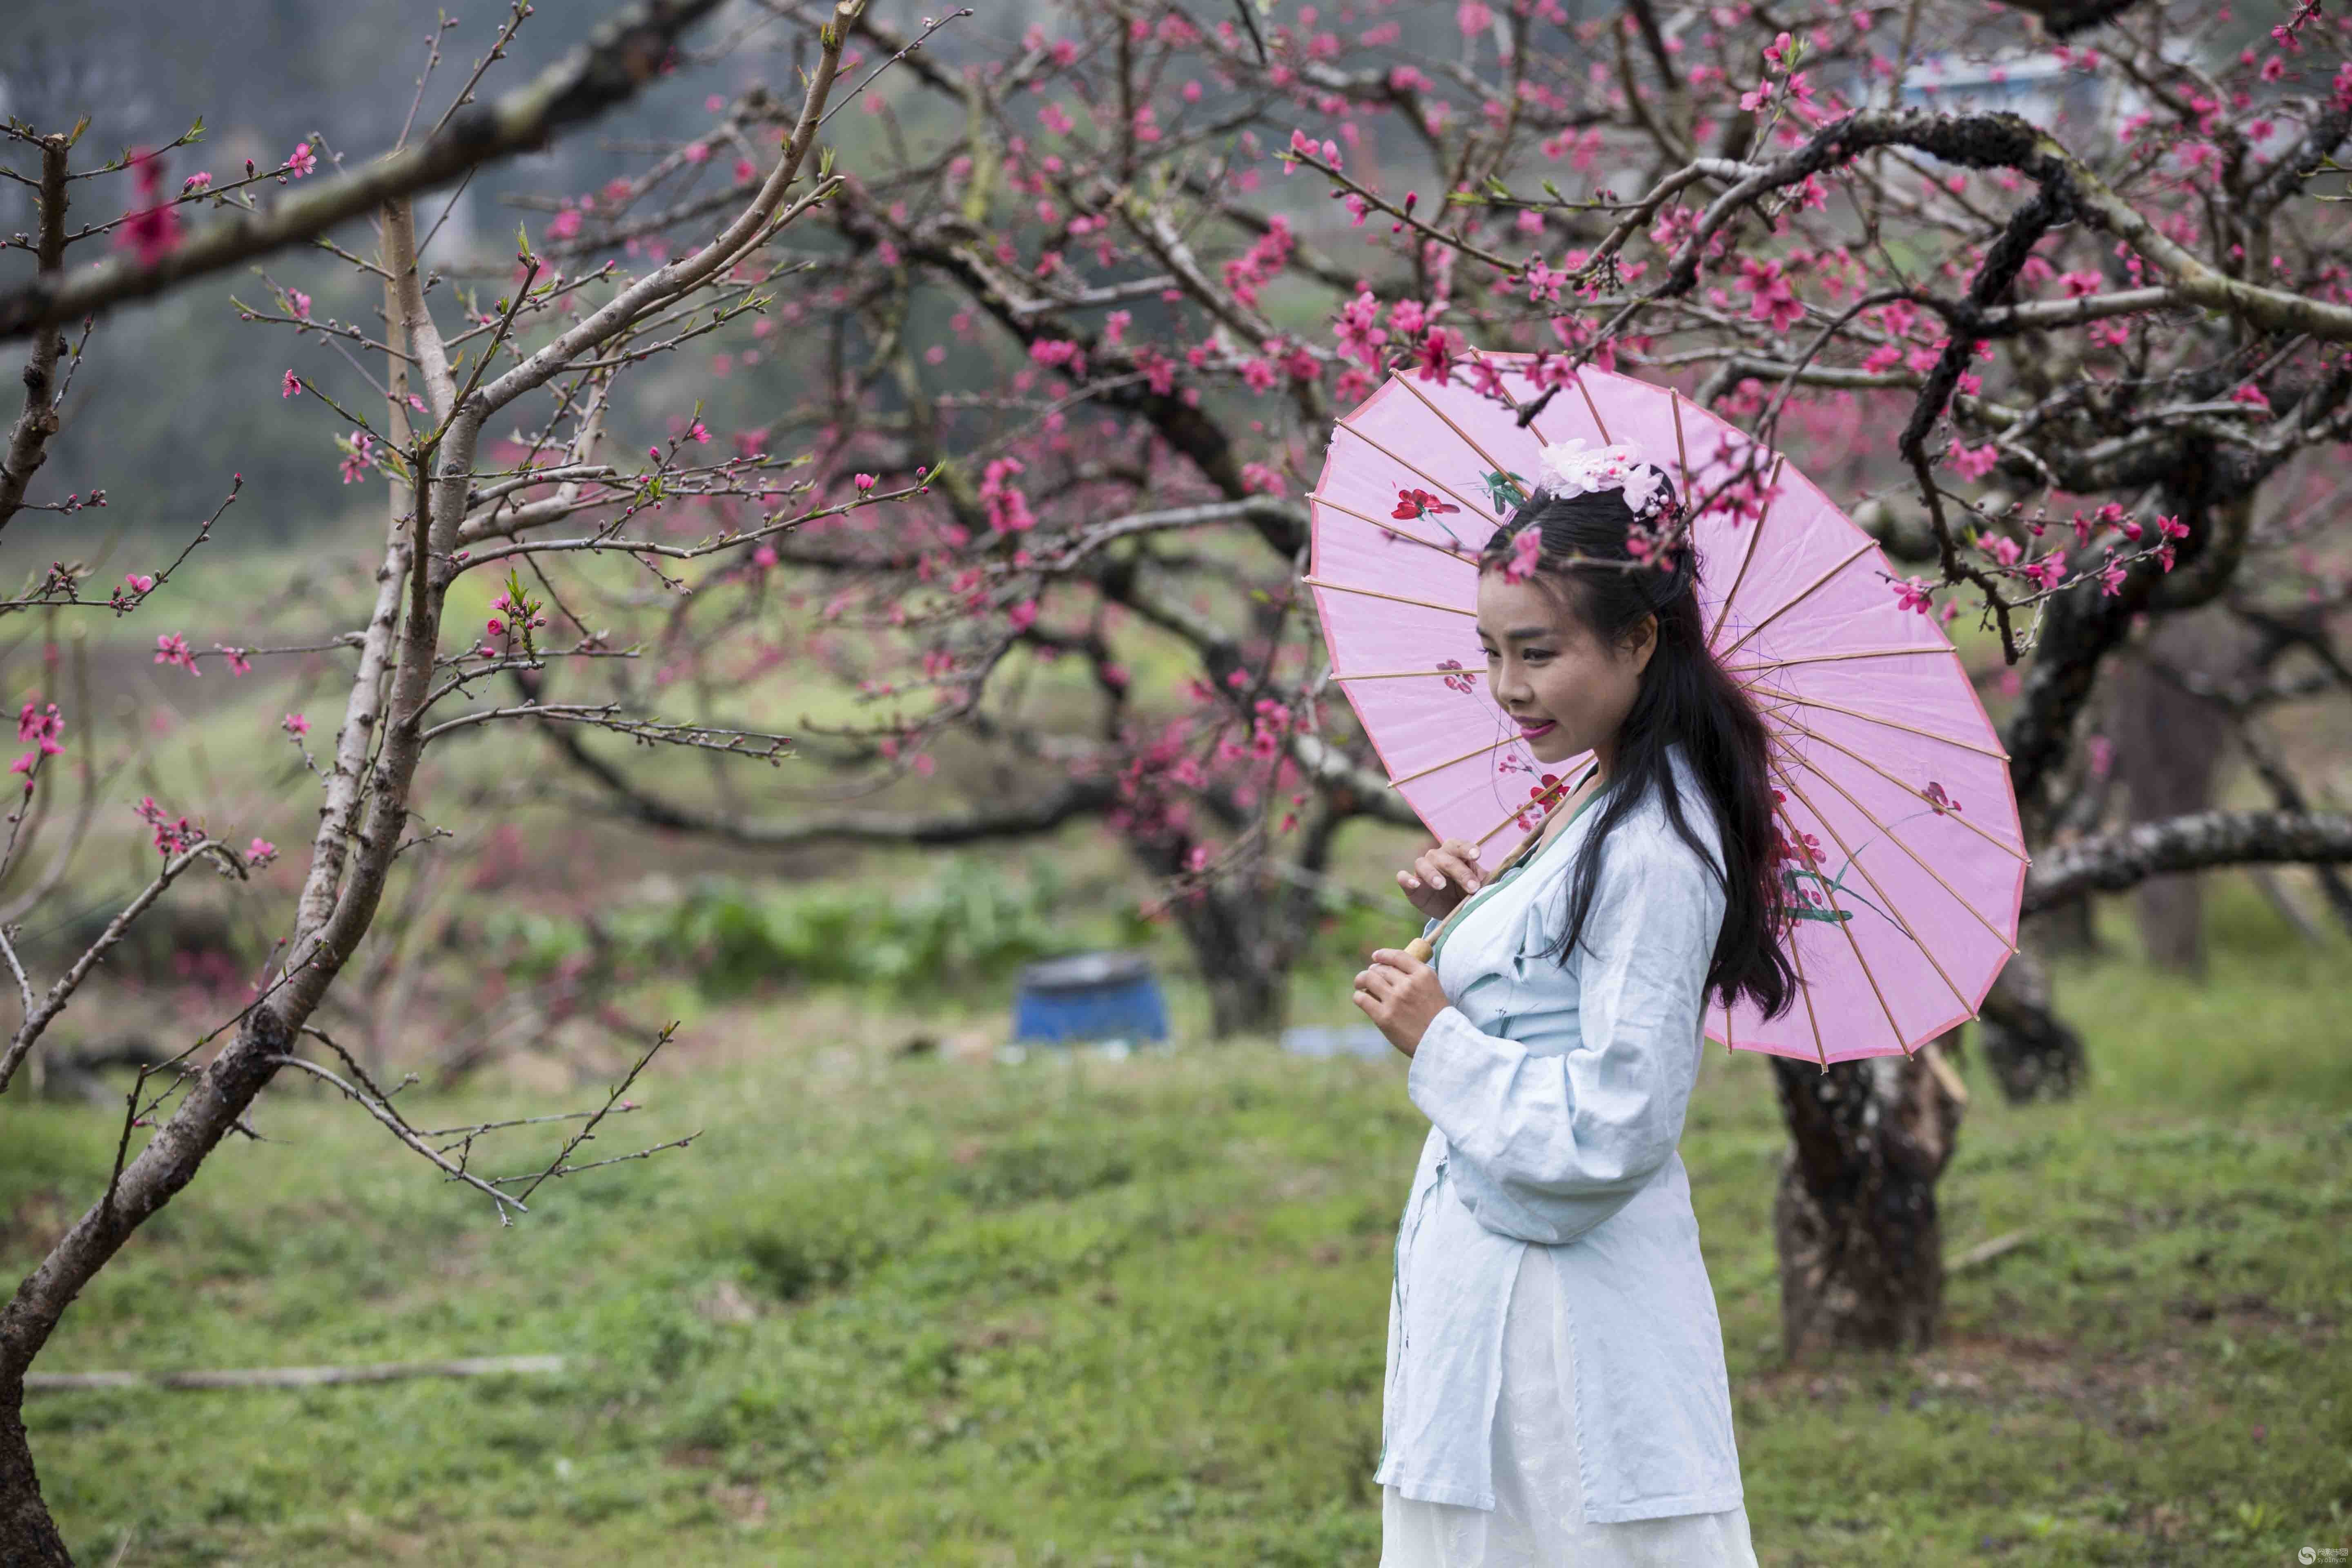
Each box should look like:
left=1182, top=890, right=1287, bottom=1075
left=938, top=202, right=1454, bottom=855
left=0, top=875, right=2345, bottom=1567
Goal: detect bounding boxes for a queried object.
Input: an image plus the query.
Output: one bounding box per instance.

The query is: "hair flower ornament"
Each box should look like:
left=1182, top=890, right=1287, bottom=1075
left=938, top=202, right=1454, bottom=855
left=1532, top=437, right=1670, bottom=520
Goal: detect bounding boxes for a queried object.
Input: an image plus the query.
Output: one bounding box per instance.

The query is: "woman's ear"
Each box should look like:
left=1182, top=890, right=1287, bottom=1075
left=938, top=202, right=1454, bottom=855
left=1628, top=612, right=1659, bottom=675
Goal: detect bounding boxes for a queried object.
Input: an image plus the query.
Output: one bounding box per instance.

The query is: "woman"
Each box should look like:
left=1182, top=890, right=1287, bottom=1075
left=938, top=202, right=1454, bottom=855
left=1350, top=437, right=1798, bottom=1567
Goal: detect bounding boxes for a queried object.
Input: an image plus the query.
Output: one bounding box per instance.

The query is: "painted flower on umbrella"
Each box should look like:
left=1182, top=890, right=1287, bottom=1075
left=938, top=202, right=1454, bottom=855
left=1436, top=657, right=1476, bottom=695
left=1392, top=486, right=1459, bottom=521
left=1512, top=772, right=1566, bottom=832
left=1922, top=781, right=1964, bottom=815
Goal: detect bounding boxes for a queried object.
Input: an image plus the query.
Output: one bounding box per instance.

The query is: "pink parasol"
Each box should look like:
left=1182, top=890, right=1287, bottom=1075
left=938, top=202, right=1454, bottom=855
left=1303, top=355, right=2027, bottom=1066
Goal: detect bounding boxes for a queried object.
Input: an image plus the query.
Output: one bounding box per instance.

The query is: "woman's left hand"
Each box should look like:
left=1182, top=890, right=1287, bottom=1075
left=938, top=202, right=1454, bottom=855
left=1352, top=949, right=1451, bottom=1059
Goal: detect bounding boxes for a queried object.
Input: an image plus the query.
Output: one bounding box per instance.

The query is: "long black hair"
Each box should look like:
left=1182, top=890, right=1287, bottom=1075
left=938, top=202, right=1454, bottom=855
left=1479, top=472, right=1798, bottom=1023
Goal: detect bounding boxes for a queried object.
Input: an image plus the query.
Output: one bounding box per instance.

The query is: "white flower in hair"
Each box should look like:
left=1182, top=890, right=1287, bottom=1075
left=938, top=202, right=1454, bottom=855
left=1533, top=437, right=1668, bottom=519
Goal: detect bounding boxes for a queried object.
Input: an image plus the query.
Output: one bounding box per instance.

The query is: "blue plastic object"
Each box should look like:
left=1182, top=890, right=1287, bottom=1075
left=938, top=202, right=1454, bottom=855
left=1011, top=951, right=1169, bottom=1045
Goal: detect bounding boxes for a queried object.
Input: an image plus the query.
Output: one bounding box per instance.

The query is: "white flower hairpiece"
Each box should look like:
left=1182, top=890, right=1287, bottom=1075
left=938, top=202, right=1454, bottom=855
left=1532, top=437, right=1671, bottom=519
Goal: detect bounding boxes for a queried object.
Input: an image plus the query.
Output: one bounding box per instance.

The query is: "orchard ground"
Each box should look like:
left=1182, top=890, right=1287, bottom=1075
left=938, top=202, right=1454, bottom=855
left=4, top=541, right=2348, bottom=1564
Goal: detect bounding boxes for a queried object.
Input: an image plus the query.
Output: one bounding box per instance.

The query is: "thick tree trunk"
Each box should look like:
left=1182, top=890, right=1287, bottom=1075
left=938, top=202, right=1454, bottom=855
left=1973, top=923, right=2089, bottom=1102
left=1165, top=880, right=1291, bottom=1038
left=0, top=1382, right=70, bottom=1566
left=2106, top=606, right=2267, bottom=977
left=1770, top=1035, right=1965, bottom=1358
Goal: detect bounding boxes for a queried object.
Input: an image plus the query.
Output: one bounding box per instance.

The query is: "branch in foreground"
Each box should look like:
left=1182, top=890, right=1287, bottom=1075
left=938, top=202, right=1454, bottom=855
left=0, top=0, right=731, bottom=339
left=553, top=720, right=1127, bottom=845
left=2022, top=808, right=2352, bottom=911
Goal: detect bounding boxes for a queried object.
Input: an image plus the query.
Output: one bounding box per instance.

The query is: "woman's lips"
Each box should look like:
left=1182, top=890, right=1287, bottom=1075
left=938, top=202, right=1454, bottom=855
left=1517, top=719, right=1557, bottom=737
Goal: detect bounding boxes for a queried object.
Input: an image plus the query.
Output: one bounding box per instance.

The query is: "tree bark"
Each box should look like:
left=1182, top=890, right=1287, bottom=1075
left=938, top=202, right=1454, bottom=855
left=1770, top=1035, right=1965, bottom=1358
left=0, top=1385, right=68, bottom=1568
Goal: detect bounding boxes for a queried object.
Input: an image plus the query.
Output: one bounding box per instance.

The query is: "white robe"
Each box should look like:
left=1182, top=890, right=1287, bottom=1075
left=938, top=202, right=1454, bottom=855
left=1372, top=742, right=1751, bottom=1539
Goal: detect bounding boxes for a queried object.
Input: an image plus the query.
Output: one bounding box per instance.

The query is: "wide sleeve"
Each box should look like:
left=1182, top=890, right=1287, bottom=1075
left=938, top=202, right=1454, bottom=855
left=1404, top=824, right=1725, bottom=1246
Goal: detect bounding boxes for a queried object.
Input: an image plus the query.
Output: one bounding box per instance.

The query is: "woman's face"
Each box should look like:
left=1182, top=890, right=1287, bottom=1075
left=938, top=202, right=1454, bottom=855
left=1475, top=570, right=1657, bottom=775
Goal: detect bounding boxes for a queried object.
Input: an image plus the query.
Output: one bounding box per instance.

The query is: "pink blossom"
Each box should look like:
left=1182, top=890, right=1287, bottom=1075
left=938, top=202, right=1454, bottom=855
left=125, top=572, right=156, bottom=594
left=154, top=633, right=199, bottom=674
left=281, top=369, right=301, bottom=399
left=339, top=430, right=374, bottom=484
left=16, top=702, right=63, bottom=757
left=220, top=647, right=252, bottom=677
left=288, top=290, right=311, bottom=321
left=1007, top=599, right=1040, bottom=633
left=682, top=141, right=709, bottom=164
left=854, top=473, right=878, bottom=492
left=248, top=838, right=277, bottom=865
left=687, top=421, right=710, bottom=444
left=1891, top=577, right=1933, bottom=615
left=1981, top=533, right=2022, bottom=567
left=486, top=617, right=506, bottom=637
left=181, top=171, right=212, bottom=194
left=1946, top=439, right=2000, bottom=481
left=287, top=142, right=316, bottom=179
left=547, top=208, right=583, bottom=241
left=1501, top=525, right=1542, bottom=584
left=283, top=712, right=311, bottom=737
left=112, top=150, right=181, bottom=268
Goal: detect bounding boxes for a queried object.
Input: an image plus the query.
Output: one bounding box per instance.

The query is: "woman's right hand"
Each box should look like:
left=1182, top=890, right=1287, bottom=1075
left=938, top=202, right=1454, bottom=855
left=1397, top=838, right=1486, bottom=922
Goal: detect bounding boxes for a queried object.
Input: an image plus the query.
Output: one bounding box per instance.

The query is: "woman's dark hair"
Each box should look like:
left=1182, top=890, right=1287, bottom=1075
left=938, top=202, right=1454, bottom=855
left=1479, top=472, right=1797, bottom=1023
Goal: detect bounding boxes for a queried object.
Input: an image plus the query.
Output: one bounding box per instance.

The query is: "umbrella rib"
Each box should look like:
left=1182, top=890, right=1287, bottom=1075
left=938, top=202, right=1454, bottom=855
left=1670, top=390, right=1690, bottom=498
left=1744, top=682, right=2010, bottom=761
left=1332, top=666, right=1486, bottom=683
left=1768, top=753, right=1974, bottom=1018
left=1768, top=727, right=2021, bottom=957
left=1299, top=576, right=1476, bottom=617
left=1715, top=538, right=1879, bottom=665
left=1772, top=713, right=2029, bottom=866
left=1392, top=376, right=1541, bottom=514
left=1307, top=491, right=1482, bottom=564
left=1389, top=729, right=1528, bottom=788
left=1724, top=644, right=1959, bottom=674
left=1333, top=416, right=1503, bottom=527
left=1783, top=898, right=1829, bottom=1070
left=1703, top=453, right=1785, bottom=648
left=1768, top=763, right=1924, bottom=1056
left=1576, top=376, right=1614, bottom=444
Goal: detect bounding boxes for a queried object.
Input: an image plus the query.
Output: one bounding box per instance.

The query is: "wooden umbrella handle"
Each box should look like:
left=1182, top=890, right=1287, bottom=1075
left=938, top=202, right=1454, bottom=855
left=1405, top=935, right=1434, bottom=963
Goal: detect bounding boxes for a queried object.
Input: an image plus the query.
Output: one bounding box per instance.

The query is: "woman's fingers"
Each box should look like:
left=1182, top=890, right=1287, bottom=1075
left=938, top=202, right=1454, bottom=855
left=1419, top=849, right=1479, bottom=892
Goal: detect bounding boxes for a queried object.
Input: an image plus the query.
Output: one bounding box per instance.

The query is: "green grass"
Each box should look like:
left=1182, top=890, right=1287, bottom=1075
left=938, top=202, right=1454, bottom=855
left=5, top=878, right=2349, bottom=1566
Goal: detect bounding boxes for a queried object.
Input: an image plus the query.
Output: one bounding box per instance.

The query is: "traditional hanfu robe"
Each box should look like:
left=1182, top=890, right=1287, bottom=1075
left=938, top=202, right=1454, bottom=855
left=1373, top=742, right=1755, bottom=1562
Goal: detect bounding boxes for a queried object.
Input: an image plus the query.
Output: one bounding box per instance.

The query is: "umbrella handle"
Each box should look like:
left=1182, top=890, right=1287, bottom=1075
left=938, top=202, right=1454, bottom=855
left=1405, top=936, right=1434, bottom=963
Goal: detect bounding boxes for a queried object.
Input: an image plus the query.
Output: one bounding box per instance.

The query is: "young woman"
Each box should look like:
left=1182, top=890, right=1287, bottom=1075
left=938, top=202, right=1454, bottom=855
left=1350, top=440, right=1797, bottom=1567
